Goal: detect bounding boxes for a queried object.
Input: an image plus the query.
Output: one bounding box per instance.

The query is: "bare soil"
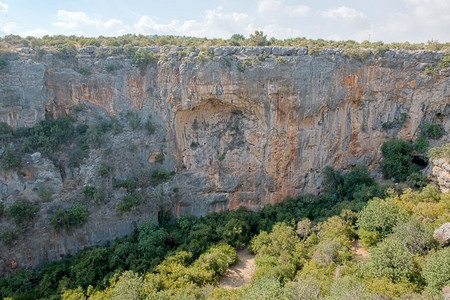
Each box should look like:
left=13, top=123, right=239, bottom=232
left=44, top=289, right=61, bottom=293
left=351, top=240, right=370, bottom=262
left=218, top=248, right=256, bottom=289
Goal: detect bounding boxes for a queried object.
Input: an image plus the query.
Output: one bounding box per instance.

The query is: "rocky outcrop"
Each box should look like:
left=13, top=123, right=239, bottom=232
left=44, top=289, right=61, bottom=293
left=429, top=158, right=450, bottom=193
left=0, top=46, right=449, bottom=274
left=434, top=223, right=450, bottom=246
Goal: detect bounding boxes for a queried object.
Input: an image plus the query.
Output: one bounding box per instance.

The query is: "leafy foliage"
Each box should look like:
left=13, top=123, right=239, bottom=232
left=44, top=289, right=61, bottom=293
left=363, top=238, right=419, bottom=283
left=1, top=146, right=21, bottom=170
left=357, top=196, right=408, bottom=246
left=49, top=204, right=88, bottom=230
left=381, top=139, right=418, bottom=181
left=421, top=248, right=450, bottom=291
left=420, top=123, right=445, bottom=140
left=5, top=198, right=39, bottom=229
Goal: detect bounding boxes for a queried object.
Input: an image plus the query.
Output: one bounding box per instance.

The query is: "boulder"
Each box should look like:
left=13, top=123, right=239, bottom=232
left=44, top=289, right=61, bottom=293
left=434, top=223, right=450, bottom=246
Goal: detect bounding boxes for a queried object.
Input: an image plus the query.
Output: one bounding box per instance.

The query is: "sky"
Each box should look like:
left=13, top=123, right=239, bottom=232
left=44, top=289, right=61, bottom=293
left=0, top=0, right=448, bottom=43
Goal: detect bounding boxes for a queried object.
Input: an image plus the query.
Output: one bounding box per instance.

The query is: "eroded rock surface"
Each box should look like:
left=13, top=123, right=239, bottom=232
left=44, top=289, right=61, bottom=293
left=0, top=46, right=449, bottom=274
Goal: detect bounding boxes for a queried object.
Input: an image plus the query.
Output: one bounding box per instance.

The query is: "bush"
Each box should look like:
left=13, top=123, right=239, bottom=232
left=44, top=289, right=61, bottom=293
left=0, top=122, right=14, bottom=142
left=145, top=117, right=156, bottom=135
left=97, top=163, right=112, bottom=178
left=406, top=172, right=428, bottom=189
left=151, top=170, right=175, bottom=186
left=363, top=238, right=418, bottom=283
left=381, top=139, right=417, bottom=181
left=420, top=123, right=444, bottom=140
left=155, top=153, right=164, bottom=164
left=37, top=186, right=53, bottom=202
left=126, top=111, right=141, bottom=130
left=82, top=186, right=104, bottom=204
left=5, top=198, right=39, bottom=229
left=117, top=191, right=146, bottom=212
left=49, top=204, right=88, bottom=230
left=1, top=146, right=21, bottom=170
left=428, top=143, right=450, bottom=160
left=389, top=218, right=436, bottom=255
left=357, top=197, right=408, bottom=246
left=421, top=248, right=450, bottom=291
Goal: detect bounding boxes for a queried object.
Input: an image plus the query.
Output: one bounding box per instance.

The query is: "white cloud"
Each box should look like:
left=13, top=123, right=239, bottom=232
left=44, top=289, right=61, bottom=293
left=262, top=23, right=303, bottom=39
left=320, top=6, right=369, bottom=29
left=0, top=2, right=8, bottom=13
left=369, top=0, right=450, bottom=42
left=52, top=10, right=129, bottom=36
left=258, top=0, right=309, bottom=17
left=20, top=28, right=51, bottom=37
left=135, top=7, right=253, bottom=38
left=0, top=22, right=16, bottom=35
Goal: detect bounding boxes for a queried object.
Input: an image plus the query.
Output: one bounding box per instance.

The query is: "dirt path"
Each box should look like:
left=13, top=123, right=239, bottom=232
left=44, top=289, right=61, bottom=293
left=219, top=248, right=256, bottom=289
left=351, top=240, right=369, bottom=262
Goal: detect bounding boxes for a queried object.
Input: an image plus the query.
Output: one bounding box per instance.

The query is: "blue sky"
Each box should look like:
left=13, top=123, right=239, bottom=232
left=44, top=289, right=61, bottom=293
left=0, top=0, right=448, bottom=43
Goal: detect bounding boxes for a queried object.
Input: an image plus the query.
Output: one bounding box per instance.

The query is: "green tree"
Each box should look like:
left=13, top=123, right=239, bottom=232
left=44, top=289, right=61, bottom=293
left=1, top=146, right=21, bottom=170
left=421, top=248, right=450, bottom=291
left=248, top=30, right=269, bottom=46
left=381, top=139, right=417, bottom=181
left=229, top=33, right=245, bottom=46
left=390, top=218, right=436, bottom=255
left=357, top=197, right=408, bottom=246
left=363, top=238, right=418, bottom=283
left=6, top=198, right=39, bottom=229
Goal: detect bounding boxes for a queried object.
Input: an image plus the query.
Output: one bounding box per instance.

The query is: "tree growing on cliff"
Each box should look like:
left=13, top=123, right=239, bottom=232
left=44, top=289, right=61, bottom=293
left=248, top=31, right=269, bottom=46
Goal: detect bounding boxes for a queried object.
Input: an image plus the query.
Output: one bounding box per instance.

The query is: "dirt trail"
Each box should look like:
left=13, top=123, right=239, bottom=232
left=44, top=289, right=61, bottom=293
left=351, top=240, right=370, bottom=262
left=219, top=248, right=256, bottom=289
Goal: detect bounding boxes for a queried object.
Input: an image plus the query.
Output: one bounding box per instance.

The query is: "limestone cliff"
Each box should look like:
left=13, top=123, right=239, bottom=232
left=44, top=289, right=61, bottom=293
left=0, top=46, right=449, bottom=274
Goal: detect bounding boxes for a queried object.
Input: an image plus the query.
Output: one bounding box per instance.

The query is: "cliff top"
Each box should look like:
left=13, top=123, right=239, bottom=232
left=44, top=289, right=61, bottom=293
left=0, top=33, right=448, bottom=59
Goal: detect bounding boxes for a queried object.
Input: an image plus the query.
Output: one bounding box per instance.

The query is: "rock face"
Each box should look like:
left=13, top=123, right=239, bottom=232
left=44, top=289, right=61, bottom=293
left=429, top=158, right=450, bottom=193
left=433, top=223, right=450, bottom=246
left=0, top=46, right=449, bottom=274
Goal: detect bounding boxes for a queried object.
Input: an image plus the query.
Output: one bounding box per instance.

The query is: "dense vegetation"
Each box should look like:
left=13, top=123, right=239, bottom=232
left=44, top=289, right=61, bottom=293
left=0, top=33, right=449, bottom=62
left=1, top=149, right=449, bottom=300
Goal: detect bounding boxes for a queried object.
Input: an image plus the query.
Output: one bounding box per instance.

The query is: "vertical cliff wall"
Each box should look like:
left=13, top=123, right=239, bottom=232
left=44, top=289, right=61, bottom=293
left=0, top=46, right=449, bottom=273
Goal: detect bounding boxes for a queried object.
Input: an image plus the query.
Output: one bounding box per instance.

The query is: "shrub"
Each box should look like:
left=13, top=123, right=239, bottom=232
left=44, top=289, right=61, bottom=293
left=37, top=186, right=53, bottom=202
left=151, top=170, right=175, bottom=186
left=248, top=30, right=269, bottom=46
left=389, top=218, right=436, bottom=255
left=104, top=64, right=122, bottom=72
left=131, top=48, right=158, bottom=70
left=1, top=146, right=21, bottom=170
left=5, top=198, right=39, bottom=229
left=76, top=67, right=91, bottom=75
left=97, top=163, right=112, bottom=178
left=363, top=238, right=418, bottom=283
left=126, top=111, right=141, bottom=130
left=381, top=113, right=408, bottom=130
left=420, top=123, right=444, bottom=140
left=155, top=153, right=164, bottom=164
left=357, top=197, right=408, bottom=246
left=145, top=117, right=156, bottom=135
left=421, top=248, right=450, bottom=291
left=381, top=139, right=417, bottom=181
left=428, top=143, right=450, bottom=160
left=49, top=204, right=88, bottom=230
left=82, top=186, right=104, bottom=204
left=0, top=122, right=14, bottom=142
left=405, top=172, right=428, bottom=189
left=117, top=191, right=146, bottom=212
left=114, top=178, right=137, bottom=192
left=0, top=56, right=7, bottom=71
left=0, top=230, right=16, bottom=247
